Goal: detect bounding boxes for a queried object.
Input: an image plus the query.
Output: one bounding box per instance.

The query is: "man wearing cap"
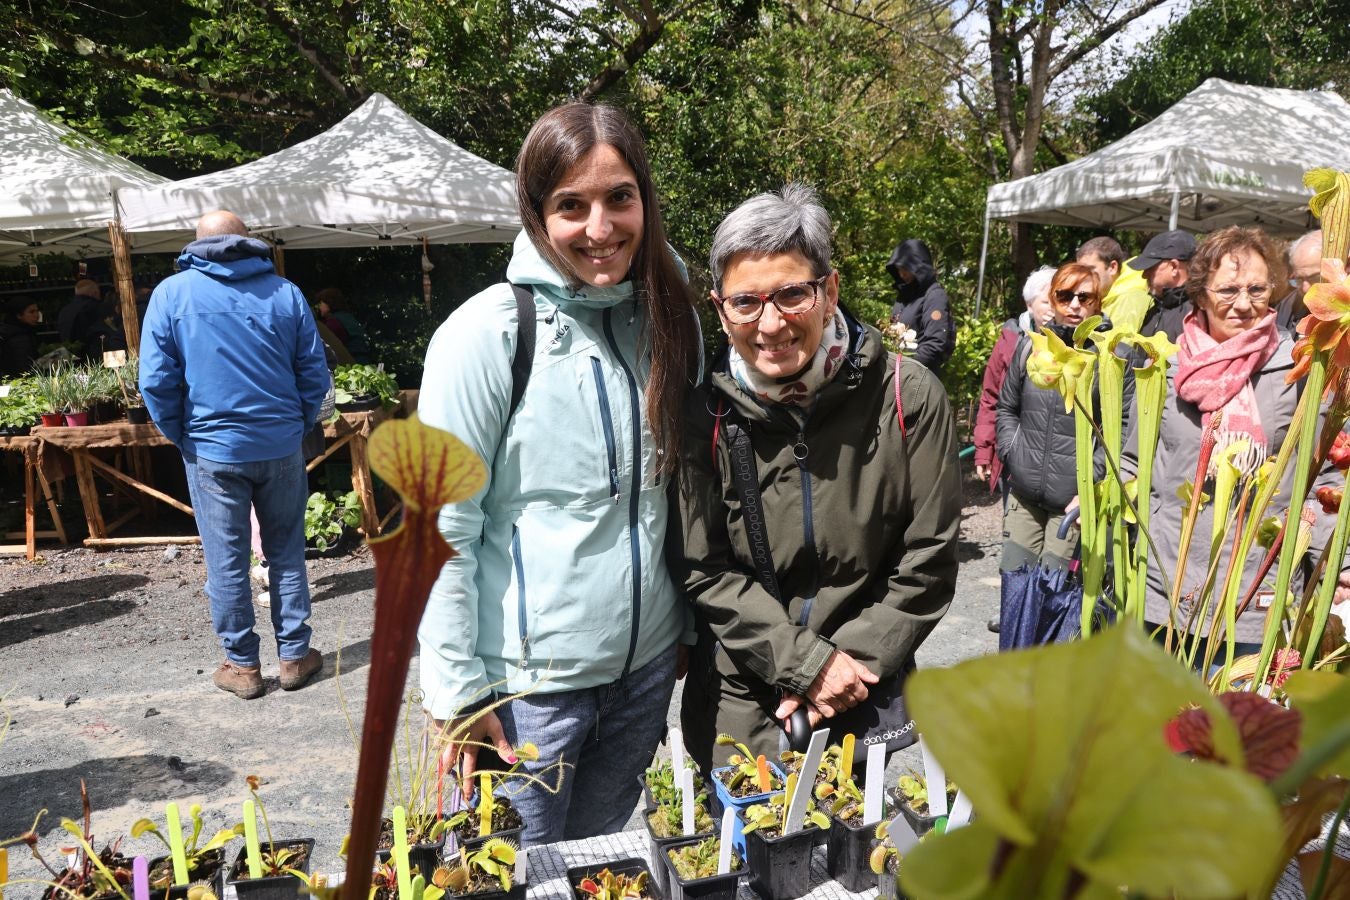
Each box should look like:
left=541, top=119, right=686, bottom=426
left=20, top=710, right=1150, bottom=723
left=1130, top=229, right=1197, bottom=342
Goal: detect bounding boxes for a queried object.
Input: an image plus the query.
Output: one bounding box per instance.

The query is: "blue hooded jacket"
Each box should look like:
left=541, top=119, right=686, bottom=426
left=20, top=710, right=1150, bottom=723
left=139, top=235, right=329, bottom=463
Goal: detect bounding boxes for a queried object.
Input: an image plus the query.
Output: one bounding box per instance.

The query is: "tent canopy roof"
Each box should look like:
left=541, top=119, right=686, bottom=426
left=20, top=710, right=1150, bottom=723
left=116, top=92, right=520, bottom=252
left=985, top=79, right=1350, bottom=236
left=0, top=88, right=167, bottom=258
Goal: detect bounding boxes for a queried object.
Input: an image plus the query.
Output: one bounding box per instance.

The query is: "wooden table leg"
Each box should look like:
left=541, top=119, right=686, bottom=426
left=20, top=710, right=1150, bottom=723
left=348, top=434, right=380, bottom=538
left=37, top=467, right=68, bottom=544
left=71, top=450, right=108, bottom=541
left=130, top=446, right=155, bottom=518
left=25, top=451, right=35, bottom=560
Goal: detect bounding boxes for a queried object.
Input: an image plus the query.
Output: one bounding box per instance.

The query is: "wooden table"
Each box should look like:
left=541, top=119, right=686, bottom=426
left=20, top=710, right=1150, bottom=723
left=0, top=433, right=68, bottom=559
left=18, top=390, right=418, bottom=557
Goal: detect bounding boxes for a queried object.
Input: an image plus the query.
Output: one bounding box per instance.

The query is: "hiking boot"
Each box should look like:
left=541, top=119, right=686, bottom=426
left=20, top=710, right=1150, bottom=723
left=279, top=648, right=323, bottom=691
left=987, top=616, right=1001, bottom=634
left=213, top=661, right=264, bottom=699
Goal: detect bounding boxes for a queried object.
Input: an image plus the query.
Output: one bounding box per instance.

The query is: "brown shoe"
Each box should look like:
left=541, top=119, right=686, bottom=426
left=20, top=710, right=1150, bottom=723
left=279, top=648, right=323, bottom=691
left=213, top=661, right=264, bottom=699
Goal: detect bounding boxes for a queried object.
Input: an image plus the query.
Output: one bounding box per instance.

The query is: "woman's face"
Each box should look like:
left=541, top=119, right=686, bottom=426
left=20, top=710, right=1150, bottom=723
left=715, top=250, right=839, bottom=380
left=1027, top=287, right=1054, bottom=327
left=1198, top=249, right=1272, bottom=343
left=317, top=301, right=332, bottom=317
left=543, top=143, right=644, bottom=288
left=18, top=304, right=40, bottom=326
left=1050, top=275, right=1100, bottom=327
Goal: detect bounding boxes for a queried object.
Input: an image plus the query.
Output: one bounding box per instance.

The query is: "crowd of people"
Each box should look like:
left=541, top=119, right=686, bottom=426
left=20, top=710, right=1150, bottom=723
left=8, top=96, right=1347, bottom=849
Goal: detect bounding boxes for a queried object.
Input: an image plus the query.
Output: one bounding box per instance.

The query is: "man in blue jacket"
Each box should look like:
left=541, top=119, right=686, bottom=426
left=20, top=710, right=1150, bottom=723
left=140, top=210, right=330, bottom=699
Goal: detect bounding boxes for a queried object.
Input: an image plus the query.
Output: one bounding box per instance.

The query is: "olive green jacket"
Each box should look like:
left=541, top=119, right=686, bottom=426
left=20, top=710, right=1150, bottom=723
left=675, top=317, right=961, bottom=764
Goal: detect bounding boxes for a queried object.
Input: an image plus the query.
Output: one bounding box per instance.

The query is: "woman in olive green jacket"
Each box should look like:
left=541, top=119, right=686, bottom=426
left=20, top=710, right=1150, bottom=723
left=676, top=184, right=962, bottom=770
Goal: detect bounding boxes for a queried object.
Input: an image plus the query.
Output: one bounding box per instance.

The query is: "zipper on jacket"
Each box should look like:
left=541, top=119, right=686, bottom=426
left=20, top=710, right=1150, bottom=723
left=511, top=525, right=530, bottom=668
left=795, top=428, right=820, bottom=620
left=590, top=357, right=622, bottom=501
left=603, top=308, right=643, bottom=683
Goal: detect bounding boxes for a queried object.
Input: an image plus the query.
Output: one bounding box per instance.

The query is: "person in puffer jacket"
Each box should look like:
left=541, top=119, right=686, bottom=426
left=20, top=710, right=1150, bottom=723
left=996, top=262, right=1133, bottom=586
left=417, top=102, right=702, bottom=845
left=887, top=238, right=956, bottom=374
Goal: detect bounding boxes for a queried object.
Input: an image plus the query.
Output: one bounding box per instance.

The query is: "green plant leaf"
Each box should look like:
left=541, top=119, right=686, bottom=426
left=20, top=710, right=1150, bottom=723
left=900, top=626, right=1282, bottom=897
left=1284, top=671, right=1350, bottom=780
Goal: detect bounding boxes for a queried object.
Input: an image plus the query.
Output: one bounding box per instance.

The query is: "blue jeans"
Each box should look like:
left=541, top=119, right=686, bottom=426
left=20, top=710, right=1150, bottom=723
left=183, top=451, right=312, bottom=666
left=492, top=642, right=676, bottom=845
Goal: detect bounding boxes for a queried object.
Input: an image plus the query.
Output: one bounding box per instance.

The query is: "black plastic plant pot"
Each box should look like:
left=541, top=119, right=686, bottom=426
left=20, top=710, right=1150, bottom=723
left=638, top=772, right=656, bottom=811
left=446, top=879, right=527, bottom=900
left=567, top=857, right=661, bottom=900
left=743, top=825, right=815, bottom=900
left=825, top=814, right=876, bottom=893
left=336, top=394, right=381, bottom=412
left=896, top=799, right=940, bottom=837
left=877, top=866, right=899, bottom=900
left=376, top=834, right=446, bottom=883
left=226, top=839, right=314, bottom=900
left=643, top=810, right=712, bottom=897
left=148, top=849, right=226, bottom=899
left=127, top=406, right=151, bottom=424
left=660, top=837, right=742, bottom=900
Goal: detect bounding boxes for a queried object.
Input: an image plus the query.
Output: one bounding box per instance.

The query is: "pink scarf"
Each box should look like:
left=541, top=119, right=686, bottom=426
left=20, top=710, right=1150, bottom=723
left=1174, top=309, right=1279, bottom=447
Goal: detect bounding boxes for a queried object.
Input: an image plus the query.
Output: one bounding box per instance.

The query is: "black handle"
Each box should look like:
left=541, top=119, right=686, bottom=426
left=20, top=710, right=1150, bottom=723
left=787, top=707, right=812, bottom=754
left=1057, top=507, right=1081, bottom=541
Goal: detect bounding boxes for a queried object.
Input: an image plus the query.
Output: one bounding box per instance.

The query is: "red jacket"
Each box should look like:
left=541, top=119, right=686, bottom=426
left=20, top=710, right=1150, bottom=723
left=973, top=321, right=1021, bottom=490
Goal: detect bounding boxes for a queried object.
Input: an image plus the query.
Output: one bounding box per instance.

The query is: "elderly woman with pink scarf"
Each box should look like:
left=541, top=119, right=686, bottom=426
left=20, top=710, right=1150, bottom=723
left=1126, top=225, right=1349, bottom=656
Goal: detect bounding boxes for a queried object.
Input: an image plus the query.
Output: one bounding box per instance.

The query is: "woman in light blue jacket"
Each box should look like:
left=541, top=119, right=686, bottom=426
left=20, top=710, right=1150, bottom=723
left=418, top=102, right=701, bottom=844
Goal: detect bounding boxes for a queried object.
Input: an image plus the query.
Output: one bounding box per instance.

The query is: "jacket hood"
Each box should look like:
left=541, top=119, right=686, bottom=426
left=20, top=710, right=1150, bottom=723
left=709, top=303, right=879, bottom=423
left=886, top=239, right=937, bottom=297
left=505, top=230, right=636, bottom=310
left=177, top=235, right=277, bottom=281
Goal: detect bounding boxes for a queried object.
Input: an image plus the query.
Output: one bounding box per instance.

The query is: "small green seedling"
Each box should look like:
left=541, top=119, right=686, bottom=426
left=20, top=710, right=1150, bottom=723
left=643, top=758, right=704, bottom=808
left=647, top=796, right=713, bottom=839
left=713, top=735, right=780, bottom=795
left=666, top=837, right=740, bottom=881
left=896, top=774, right=956, bottom=817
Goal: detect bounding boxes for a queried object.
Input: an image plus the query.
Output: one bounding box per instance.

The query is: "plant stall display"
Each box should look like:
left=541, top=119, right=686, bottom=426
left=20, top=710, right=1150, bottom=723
left=224, top=776, right=313, bottom=900
left=31, top=363, right=68, bottom=426
left=568, top=860, right=657, bottom=900
left=111, top=354, right=148, bottom=423
left=644, top=795, right=714, bottom=896
left=333, top=364, right=399, bottom=412
left=641, top=758, right=703, bottom=810
left=0, top=377, right=45, bottom=434
left=739, top=774, right=830, bottom=900
left=430, top=837, right=524, bottom=900
left=133, top=803, right=240, bottom=899
left=891, top=775, right=955, bottom=837
left=662, top=836, right=741, bottom=900
left=8, top=783, right=136, bottom=899
left=305, top=490, right=361, bottom=554
left=815, top=740, right=887, bottom=892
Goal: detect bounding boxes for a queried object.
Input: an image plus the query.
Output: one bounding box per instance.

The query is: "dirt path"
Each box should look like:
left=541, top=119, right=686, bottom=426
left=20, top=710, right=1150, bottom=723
left=0, top=474, right=1001, bottom=894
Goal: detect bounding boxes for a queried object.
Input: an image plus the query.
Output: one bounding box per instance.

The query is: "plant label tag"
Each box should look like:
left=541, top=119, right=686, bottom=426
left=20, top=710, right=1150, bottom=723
left=132, top=855, right=149, bottom=900
left=1255, top=590, right=1275, bottom=610
left=103, top=350, right=127, bottom=368
left=515, top=846, right=527, bottom=885
left=0, top=386, right=10, bottom=399
left=888, top=811, right=920, bottom=854
left=947, top=789, right=973, bottom=830
left=717, top=809, right=735, bottom=874
left=681, top=767, right=696, bottom=836
left=670, top=726, right=685, bottom=783
left=863, top=742, right=887, bottom=825
left=918, top=736, right=948, bottom=817
left=783, top=729, right=829, bottom=834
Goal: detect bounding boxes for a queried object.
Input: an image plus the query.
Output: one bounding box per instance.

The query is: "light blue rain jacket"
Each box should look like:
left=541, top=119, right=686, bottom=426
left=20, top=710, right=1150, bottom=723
left=417, top=232, right=686, bottom=719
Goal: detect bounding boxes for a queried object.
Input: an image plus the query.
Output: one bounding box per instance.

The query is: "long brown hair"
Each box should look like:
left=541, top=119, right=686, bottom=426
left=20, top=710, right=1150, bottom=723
left=515, top=102, right=698, bottom=475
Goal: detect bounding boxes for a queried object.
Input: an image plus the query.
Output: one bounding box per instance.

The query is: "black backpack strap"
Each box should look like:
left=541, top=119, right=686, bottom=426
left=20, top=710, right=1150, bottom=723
left=508, top=283, right=536, bottom=422
left=724, top=419, right=783, bottom=604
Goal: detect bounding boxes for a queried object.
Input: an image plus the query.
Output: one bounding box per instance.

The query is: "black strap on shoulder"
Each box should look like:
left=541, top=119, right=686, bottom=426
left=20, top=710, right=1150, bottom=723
left=724, top=420, right=783, bottom=603
left=508, top=283, right=536, bottom=422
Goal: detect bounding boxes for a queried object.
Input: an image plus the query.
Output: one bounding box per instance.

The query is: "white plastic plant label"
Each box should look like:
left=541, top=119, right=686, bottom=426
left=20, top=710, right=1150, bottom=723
left=946, top=789, right=973, bottom=831
left=680, top=766, right=696, bottom=835
left=783, top=729, right=829, bottom=833
left=717, top=808, right=735, bottom=874
left=918, top=736, right=948, bottom=817
left=863, top=741, right=887, bottom=825
left=670, top=726, right=685, bottom=781
left=888, top=811, right=921, bottom=854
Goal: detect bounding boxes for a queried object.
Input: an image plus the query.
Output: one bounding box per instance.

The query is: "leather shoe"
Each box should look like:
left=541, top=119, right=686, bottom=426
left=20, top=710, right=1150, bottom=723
left=213, top=661, right=264, bottom=699
left=279, top=648, right=323, bottom=691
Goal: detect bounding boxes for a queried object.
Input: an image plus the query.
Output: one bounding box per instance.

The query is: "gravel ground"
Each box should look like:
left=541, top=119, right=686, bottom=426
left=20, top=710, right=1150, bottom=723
left=0, top=473, right=1001, bottom=895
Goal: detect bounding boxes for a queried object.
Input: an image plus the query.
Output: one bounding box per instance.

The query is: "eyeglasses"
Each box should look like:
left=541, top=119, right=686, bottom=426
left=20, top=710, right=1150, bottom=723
left=714, top=273, right=830, bottom=325
left=1053, top=289, right=1098, bottom=306
left=1206, top=283, right=1273, bottom=306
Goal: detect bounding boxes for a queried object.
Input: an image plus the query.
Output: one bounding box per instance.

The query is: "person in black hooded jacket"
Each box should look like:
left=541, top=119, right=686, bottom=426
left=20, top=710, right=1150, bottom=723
left=887, top=238, right=956, bottom=374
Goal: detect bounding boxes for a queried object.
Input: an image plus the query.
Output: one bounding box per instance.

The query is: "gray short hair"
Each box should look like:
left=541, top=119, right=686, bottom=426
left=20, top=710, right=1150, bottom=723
left=709, top=183, right=832, bottom=292
left=1290, top=229, right=1322, bottom=264
left=1022, top=266, right=1054, bottom=305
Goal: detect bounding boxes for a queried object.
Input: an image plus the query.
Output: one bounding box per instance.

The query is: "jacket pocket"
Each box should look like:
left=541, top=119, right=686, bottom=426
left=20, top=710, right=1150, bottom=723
left=510, top=524, right=529, bottom=668
left=590, top=357, right=621, bottom=500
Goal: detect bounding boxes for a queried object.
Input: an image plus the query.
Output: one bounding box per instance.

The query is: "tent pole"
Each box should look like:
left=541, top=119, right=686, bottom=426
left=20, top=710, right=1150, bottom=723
left=108, top=191, right=139, bottom=356
left=274, top=244, right=287, bottom=278
left=1168, top=191, right=1181, bottom=230
left=974, top=207, right=992, bottom=320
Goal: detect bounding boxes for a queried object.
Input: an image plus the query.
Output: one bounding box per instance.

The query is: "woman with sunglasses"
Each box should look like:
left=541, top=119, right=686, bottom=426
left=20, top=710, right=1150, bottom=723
left=675, top=184, right=961, bottom=769
left=995, top=263, right=1129, bottom=647
left=1124, top=225, right=1350, bottom=659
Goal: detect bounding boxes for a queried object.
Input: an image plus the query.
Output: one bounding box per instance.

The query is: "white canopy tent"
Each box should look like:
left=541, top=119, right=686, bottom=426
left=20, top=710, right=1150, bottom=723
left=116, top=92, right=520, bottom=252
left=0, top=88, right=168, bottom=262
left=975, top=79, right=1350, bottom=313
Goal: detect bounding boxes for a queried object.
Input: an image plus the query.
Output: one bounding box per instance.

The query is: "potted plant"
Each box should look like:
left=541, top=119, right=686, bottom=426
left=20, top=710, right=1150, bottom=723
left=707, top=734, right=784, bottom=850
left=817, top=755, right=884, bottom=893
left=24, top=784, right=135, bottom=899
left=224, top=776, right=314, bottom=900
left=643, top=795, right=713, bottom=896
left=641, top=758, right=703, bottom=811
left=661, top=836, right=741, bottom=900
left=867, top=820, right=904, bottom=900
left=31, top=364, right=67, bottom=427
left=739, top=779, right=830, bottom=900
left=62, top=364, right=99, bottom=426
left=133, top=804, right=240, bottom=899
left=568, top=860, right=658, bottom=900
left=111, top=354, right=149, bottom=424
left=88, top=363, right=121, bottom=424
left=0, top=377, right=46, bottom=435
left=892, top=774, right=955, bottom=837
left=304, top=490, right=361, bottom=555
left=429, top=837, right=523, bottom=900
left=333, top=364, right=399, bottom=413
